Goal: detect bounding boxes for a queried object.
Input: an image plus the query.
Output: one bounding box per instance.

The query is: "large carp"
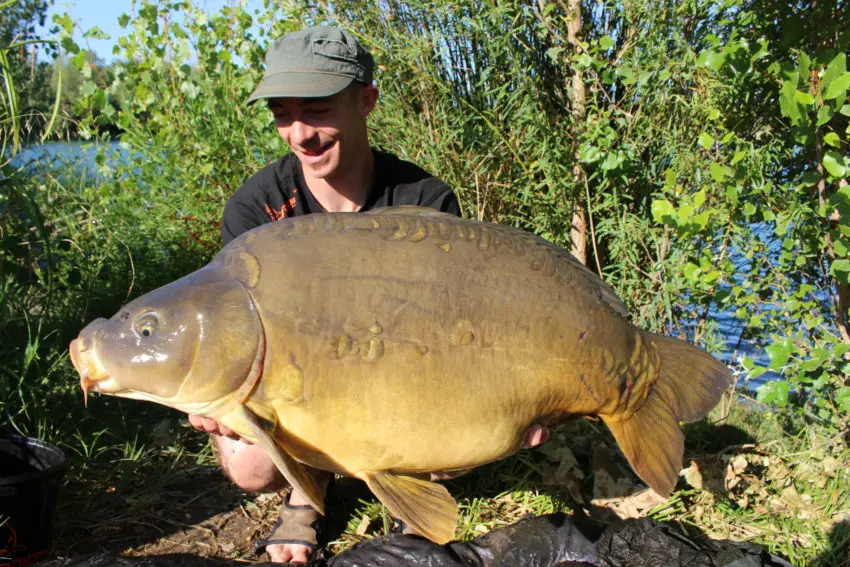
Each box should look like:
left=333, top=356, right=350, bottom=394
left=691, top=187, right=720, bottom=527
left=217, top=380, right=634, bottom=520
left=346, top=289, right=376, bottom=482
left=69, top=207, right=732, bottom=544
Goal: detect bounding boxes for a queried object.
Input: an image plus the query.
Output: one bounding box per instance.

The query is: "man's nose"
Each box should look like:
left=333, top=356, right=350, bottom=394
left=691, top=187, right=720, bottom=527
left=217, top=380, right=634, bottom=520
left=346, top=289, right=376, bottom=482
left=289, top=119, right=317, bottom=145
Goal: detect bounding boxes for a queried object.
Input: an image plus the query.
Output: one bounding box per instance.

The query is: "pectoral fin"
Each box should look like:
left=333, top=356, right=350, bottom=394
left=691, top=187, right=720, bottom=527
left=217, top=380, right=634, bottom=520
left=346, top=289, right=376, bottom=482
left=359, top=471, right=457, bottom=544
left=229, top=405, right=325, bottom=514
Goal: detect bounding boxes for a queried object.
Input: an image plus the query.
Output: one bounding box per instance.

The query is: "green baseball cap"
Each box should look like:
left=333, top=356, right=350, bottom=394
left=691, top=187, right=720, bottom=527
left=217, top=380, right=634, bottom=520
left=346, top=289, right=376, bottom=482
left=247, top=26, right=374, bottom=103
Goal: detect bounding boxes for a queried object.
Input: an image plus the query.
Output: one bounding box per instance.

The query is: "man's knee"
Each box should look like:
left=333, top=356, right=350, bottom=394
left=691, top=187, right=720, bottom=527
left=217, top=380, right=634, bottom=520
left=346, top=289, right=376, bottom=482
left=214, top=435, right=288, bottom=493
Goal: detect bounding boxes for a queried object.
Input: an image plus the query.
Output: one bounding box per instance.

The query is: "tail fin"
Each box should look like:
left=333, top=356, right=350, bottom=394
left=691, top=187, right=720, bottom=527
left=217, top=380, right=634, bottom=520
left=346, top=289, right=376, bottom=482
left=602, top=333, right=733, bottom=495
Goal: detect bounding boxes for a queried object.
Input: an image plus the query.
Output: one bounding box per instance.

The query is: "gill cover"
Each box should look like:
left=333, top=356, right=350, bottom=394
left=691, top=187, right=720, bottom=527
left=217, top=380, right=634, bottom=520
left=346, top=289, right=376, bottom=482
left=77, top=262, right=264, bottom=409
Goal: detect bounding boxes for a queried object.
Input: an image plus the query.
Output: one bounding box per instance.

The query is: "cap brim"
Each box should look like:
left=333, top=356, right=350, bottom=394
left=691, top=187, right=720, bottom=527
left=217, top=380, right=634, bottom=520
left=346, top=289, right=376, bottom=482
left=246, top=72, right=354, bottom=103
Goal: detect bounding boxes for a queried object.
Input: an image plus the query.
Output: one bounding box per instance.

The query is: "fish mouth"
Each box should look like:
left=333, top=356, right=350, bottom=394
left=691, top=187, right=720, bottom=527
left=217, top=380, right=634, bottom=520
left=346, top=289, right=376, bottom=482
left=69, top=337, right=114, bottom=405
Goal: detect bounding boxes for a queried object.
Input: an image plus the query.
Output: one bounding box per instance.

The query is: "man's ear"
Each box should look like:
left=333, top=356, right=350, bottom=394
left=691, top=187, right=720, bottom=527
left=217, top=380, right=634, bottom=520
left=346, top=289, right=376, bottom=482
left=359, top=85, right=379, bottom=117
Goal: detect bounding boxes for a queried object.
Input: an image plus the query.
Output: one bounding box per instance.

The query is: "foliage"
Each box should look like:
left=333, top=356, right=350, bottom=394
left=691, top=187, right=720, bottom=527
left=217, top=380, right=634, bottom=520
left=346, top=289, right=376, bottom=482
left=0, top=0, right=57, bottom=141
left=679, top=0, right=850, bottom=426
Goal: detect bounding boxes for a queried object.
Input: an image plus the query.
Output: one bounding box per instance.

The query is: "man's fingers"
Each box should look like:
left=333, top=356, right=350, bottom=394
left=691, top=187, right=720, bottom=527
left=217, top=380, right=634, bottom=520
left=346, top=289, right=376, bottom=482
left=521, top=424, right=550, bottom=448
left=266, top=542, right=312, bottom=563
left=187, top=414, right=241, bottom=439
left=187, top=413, right=206, bottom=431
left=218, top=423, right=236, bottom=437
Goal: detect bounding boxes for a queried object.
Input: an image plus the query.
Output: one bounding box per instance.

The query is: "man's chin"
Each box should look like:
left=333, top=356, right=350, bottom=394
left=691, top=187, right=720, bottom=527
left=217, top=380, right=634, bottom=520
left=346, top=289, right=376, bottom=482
left=302, top=160, right=338, bottom=180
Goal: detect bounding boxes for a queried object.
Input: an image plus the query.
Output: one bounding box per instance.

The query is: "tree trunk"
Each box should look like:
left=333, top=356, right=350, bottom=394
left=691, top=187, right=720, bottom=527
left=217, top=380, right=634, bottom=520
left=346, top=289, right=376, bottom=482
left=566, top=0, right=587, bottom=265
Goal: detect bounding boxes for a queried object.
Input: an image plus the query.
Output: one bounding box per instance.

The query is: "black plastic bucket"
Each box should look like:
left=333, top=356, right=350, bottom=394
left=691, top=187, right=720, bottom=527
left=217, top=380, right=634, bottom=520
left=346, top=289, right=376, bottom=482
left=0, top=436, right=67, bottom=567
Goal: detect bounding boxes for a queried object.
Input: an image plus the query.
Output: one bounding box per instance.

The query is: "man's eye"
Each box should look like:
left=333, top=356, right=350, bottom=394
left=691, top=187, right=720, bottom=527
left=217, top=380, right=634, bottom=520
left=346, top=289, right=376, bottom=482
left=307, top=107, right=330, bottom=115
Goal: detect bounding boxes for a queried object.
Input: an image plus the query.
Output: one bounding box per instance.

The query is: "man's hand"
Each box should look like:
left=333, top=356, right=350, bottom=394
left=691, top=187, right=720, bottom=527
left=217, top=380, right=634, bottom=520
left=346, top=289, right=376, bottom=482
left=187, top=413, right=242, bottom=440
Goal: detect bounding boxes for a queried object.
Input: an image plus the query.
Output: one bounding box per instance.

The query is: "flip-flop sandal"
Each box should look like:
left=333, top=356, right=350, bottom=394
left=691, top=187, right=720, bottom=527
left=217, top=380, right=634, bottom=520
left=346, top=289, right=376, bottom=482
left=255, top=491, right=325, bottom=558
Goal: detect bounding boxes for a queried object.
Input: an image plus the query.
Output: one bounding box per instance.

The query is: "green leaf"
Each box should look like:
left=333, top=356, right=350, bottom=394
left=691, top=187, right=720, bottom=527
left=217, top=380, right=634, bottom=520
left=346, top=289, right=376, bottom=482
left=836, top=388, right=850, bottom=413
left=599, top=36, right=615, bottom=50
left=834, top=343, right=850, bottom=357
left=757, top=380, right=789, bottom=407
left=693, top=189, right=706, bottom=209
left=83, top=26, right=110, bottom=40
left=798, top=52, right=811, bottom=83
left=710, top=162, right=731, bottom=182
left=763, top=210, right=775, bottom=221
left=579, top=144, right=601, bottom=163
left=817, top=105, right=834, bottom=126
left=824, top=132, right=841, bottom=148
left=683, top=262, right=700, bottom=282
left=842, top=105, right=850, bottom=117
left=70, top=50, right=86, bottom=71
left=704, top=270, right=721, bottom=283
left=698, top=49, right=725, bottom=70
left=602, top=152, right=623, bottom=171
left=651, top=199, right=676, bottom=225
left=823, top=151, right=847, bottom=178
left=779, top=78, right=803, bottom=123
left=800, top=350, right=829, bottom=372
left=821, top=53, right=848, bottom=99
left=180, top=81, right=201, bottom=99
left=118, top=13, right=130, bottom=27
left=618, top=66, right=636, bottom=85
left=731, top=150, right=747, bottom=165
left=825, top=73, right=850, bottom=101
left=794, top=90, right=815, bottom=105
left=80, top=81, right=97, bottom=98
left=664, top=169, right=677, bottom=188
left=692, top=211, right=711, bottom=229
left=831, top=259, right=850, bottom=285
left=744, top=202, right=756, bottom=216
left=766, top=339, right=793, bottom=370
left=53, top=12, right=74, bottom=34
left=61, top=36, right=80, bottom=55
left=698, top=132, right=714, bottom=150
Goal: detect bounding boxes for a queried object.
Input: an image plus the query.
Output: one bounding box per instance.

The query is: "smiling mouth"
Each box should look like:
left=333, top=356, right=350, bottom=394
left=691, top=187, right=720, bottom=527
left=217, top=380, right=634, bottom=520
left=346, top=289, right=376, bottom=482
left=299, top=143, right=332, bottom=160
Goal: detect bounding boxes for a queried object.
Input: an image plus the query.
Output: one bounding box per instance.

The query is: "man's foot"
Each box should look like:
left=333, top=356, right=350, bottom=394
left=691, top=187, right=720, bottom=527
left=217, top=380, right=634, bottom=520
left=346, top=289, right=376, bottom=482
left=256, top=491, right=324, bottom=563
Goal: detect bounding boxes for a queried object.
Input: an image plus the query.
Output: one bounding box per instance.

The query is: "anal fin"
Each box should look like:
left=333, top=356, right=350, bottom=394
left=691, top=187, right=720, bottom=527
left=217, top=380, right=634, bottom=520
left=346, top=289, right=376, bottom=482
left=227, top=405, right=325, bottom=514
left=359, top=471, right=457, bottom=544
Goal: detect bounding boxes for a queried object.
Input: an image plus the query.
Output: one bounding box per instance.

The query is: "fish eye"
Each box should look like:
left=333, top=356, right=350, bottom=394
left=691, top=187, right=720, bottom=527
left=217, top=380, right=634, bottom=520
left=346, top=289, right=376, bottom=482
left=135, top=313, right=159, bottom=338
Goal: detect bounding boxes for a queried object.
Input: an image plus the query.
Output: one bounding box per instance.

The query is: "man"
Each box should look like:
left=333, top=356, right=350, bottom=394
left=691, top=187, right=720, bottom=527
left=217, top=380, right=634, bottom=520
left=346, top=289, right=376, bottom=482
left=189, top=26, right=548, bottom=564
left=189, top=26, right=460, bottom=564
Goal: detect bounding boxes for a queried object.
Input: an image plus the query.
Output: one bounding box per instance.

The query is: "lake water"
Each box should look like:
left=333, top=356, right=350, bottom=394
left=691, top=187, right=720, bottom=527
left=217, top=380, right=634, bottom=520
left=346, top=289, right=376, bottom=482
left=10, top=140, right=125, bottom=179
left=11, top=141, right=776, bottom=390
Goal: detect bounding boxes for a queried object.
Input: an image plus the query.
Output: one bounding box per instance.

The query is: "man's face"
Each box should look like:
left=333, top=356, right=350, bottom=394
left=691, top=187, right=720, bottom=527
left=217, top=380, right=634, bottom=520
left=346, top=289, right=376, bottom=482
left=268, top=84, right=378, bottom=181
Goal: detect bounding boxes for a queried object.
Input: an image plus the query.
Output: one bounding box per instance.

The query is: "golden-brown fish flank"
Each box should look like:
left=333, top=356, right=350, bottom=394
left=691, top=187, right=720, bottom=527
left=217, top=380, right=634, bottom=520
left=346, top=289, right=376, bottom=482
left=69, top=206, right=733, bottom=545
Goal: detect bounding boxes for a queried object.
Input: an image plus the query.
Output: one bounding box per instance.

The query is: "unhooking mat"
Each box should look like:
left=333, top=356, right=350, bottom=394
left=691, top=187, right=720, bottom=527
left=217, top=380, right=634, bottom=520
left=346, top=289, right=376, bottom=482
left=43, top=513, right=793, bottom=567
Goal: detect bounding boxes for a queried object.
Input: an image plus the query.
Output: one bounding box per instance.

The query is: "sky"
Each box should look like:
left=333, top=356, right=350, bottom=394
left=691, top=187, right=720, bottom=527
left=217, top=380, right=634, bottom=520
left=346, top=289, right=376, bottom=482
left=43, top=0, right=264, bottom=62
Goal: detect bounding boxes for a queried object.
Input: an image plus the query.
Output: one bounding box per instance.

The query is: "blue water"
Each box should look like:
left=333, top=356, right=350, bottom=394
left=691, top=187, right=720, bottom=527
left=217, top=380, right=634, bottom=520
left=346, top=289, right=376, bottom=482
left=9, top=140, right=125, bottom=180
left=11, top=141, right=782, bottom=390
